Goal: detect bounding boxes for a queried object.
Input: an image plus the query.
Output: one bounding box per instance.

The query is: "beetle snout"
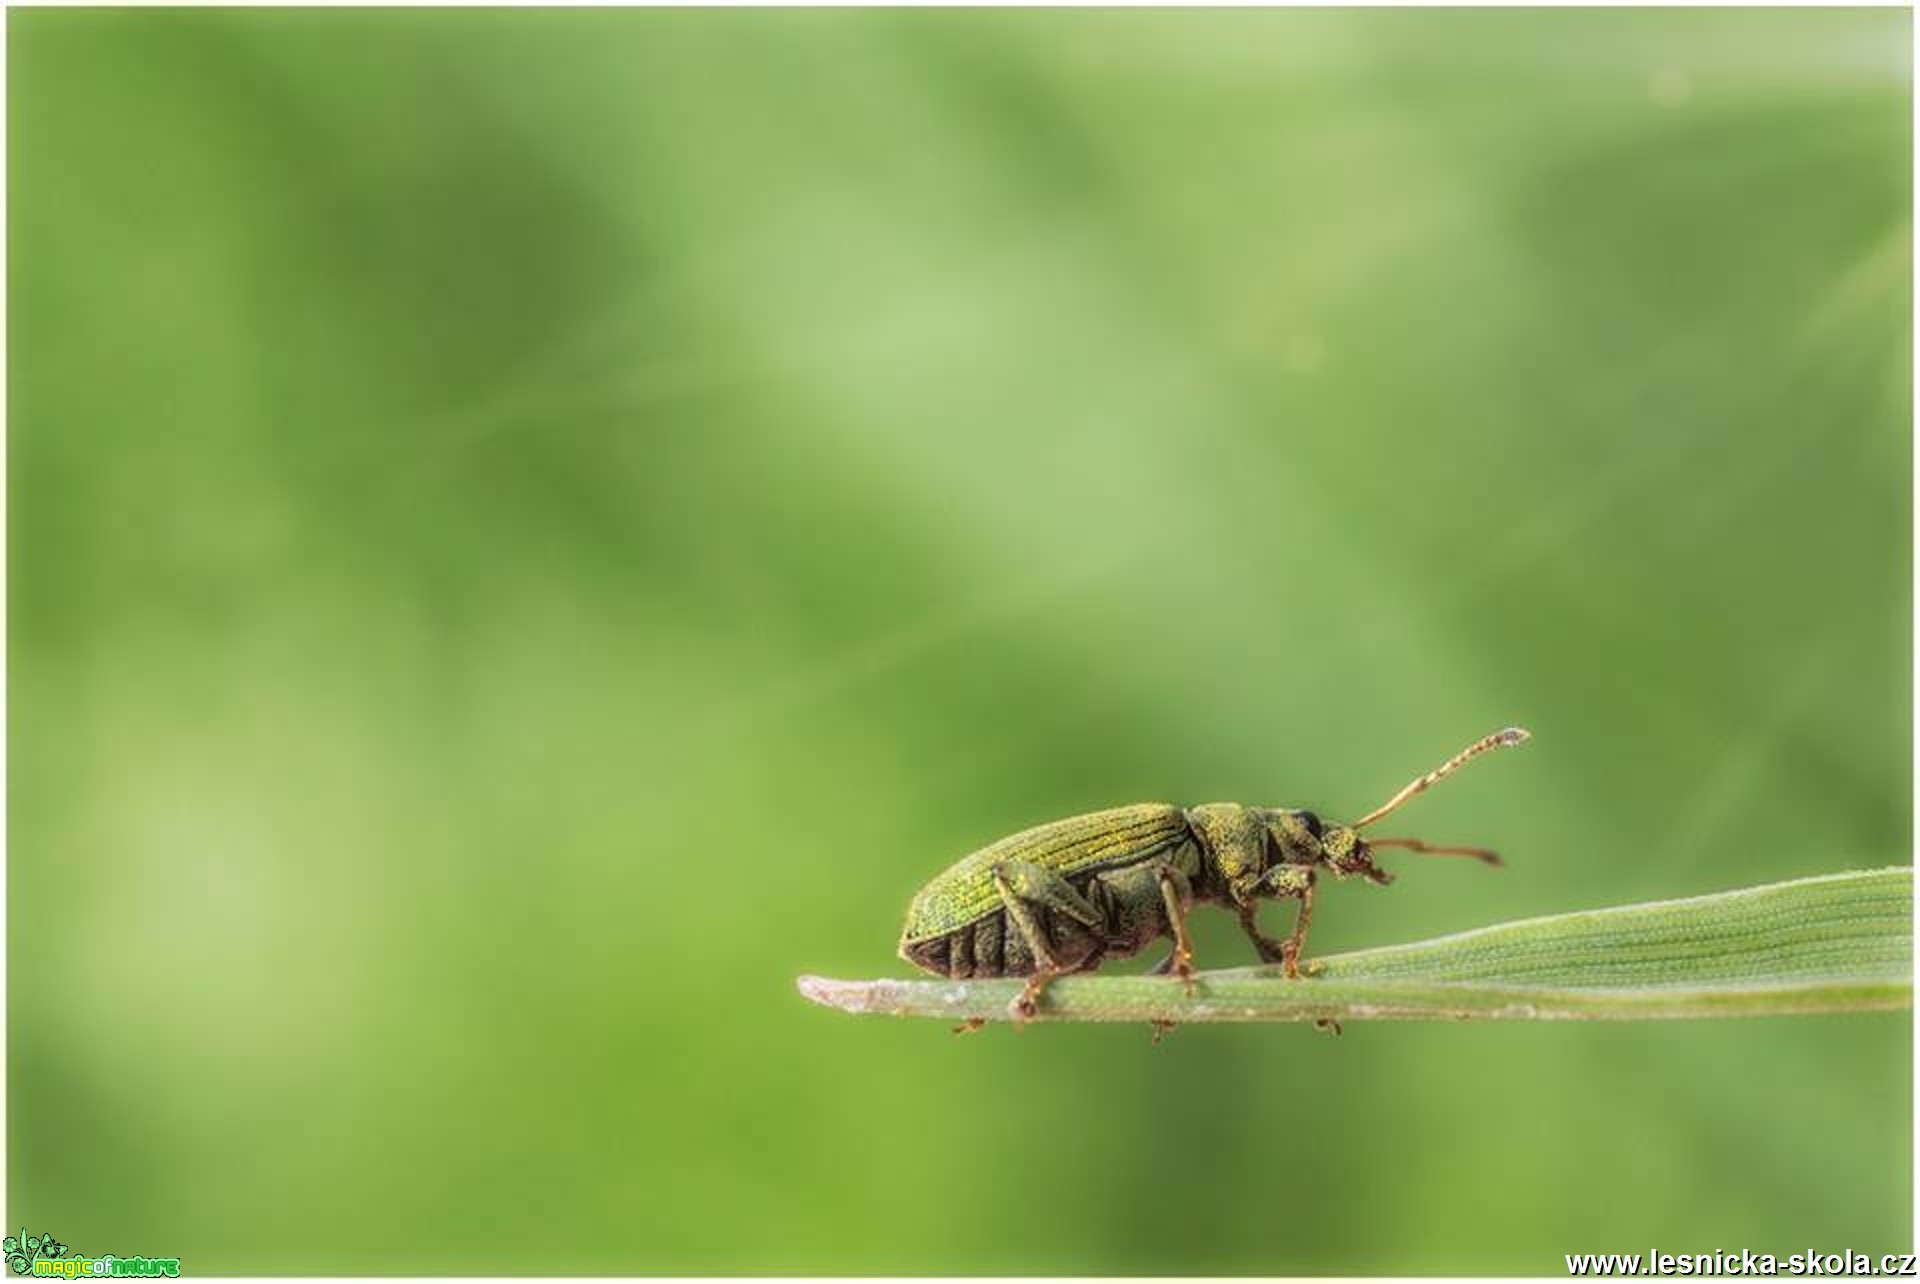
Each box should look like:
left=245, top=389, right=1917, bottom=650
left=1321, top=826, right=1380, bottom=881
left=1352, top=845, right=1395, bottom=886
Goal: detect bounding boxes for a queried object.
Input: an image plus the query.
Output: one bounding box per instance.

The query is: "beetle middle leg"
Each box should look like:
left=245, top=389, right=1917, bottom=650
left=1133, top=863, right=1197, bottom=993
left=1155, top=864, right=1197, bottom=990
left=991, top=861, right=1104, bottom=1025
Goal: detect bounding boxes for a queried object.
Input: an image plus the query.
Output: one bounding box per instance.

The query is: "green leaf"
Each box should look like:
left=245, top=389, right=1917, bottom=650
left=798, top=869, right=1912, bottom=1024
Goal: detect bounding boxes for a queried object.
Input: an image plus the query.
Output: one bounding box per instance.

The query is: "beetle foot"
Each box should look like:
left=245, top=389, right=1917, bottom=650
left=1246, top=929, right=1292, bottom=970
left=1313, top=1017, right=1344, bottom=1037
left=1149, top=1019, right=1178, bottom=1045
left=951, top=1018, right=987, bottom=1036
left=1150, top=949, right=1197, bottom=995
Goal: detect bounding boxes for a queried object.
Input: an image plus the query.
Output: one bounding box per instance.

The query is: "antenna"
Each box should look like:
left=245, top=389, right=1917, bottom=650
left=1365, top=836, right=1504, bottom=866
left=1349, top=727, right=1530, bottom=831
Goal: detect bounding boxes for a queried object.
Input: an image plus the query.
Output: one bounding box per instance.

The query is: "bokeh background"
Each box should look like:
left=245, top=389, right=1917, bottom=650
left=10, top=7, right=1913, bottom=1275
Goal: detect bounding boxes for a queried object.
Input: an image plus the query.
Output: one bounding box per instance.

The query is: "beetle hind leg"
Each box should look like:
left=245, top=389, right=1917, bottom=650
left=990, top=861, right=1105, bottom=1026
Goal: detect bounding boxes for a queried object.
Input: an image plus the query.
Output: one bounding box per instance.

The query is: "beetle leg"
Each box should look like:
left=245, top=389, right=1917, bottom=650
left=1153, top=864, right=1197, bottom=994
left=991, top=860, right=1104, bottom=929
left=1008, top=973, right=1057, bottom=1027
left=1237, top=901, right=1292, bottom=968
left=990, top=862, right=1100, bottom=1026
left=1280, top=877, right=1318, bottom=978
left=1238, top=866, right=1318, bottom=977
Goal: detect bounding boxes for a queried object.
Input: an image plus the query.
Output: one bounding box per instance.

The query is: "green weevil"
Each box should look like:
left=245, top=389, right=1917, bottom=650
left=898, top=727, right=1529, bottom=1024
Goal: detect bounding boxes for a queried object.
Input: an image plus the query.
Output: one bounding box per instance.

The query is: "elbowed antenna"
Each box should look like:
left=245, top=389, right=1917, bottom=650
left=1349, top=726, right=1530, bottom=831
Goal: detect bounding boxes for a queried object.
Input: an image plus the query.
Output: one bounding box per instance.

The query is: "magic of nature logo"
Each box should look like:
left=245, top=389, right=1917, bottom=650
left=3, top=1231, right=179, bottom=1278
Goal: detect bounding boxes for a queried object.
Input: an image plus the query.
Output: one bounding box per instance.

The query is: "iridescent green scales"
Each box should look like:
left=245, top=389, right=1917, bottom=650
left=898, top=804, right=1191, bottom=943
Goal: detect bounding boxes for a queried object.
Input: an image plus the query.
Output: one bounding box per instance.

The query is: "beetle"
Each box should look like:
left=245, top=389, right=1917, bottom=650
left=898, top=727, right=1529, bottom=1023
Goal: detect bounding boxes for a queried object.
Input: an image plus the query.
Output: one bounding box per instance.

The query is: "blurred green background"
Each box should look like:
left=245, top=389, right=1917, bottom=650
left=9, top=7, right=1912, bottom=1275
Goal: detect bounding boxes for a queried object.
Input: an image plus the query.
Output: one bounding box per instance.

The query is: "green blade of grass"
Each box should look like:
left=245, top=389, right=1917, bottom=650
left=798, top=868, right=1912, bottom=1024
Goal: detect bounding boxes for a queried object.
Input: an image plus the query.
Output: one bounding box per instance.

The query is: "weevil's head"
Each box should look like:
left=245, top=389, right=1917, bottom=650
left=1259, top=810, right=1392, bottom=887
left=1317, top=822, right=1393, bottom=886
left=1251, top=809, right=1390, bottom=890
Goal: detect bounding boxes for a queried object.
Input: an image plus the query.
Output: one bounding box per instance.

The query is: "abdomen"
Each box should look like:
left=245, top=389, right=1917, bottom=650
left=901, top=905, right=1105, bottom=979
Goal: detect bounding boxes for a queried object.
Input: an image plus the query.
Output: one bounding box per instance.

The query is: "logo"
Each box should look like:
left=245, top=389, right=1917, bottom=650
left=3, top=1231, right=179, bottom=1278
left=2, top=1234, right=64, bottom=1276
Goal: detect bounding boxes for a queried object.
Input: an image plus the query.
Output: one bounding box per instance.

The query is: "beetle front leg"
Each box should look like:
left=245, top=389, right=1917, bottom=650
left=1280, top=877, right=1318, bottom=977
left=1238, top=865, right=1316, bottom=976
left=991, top=862, right=1103, bottom=1026
left=1236, top=901, right=1291, bottom=967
